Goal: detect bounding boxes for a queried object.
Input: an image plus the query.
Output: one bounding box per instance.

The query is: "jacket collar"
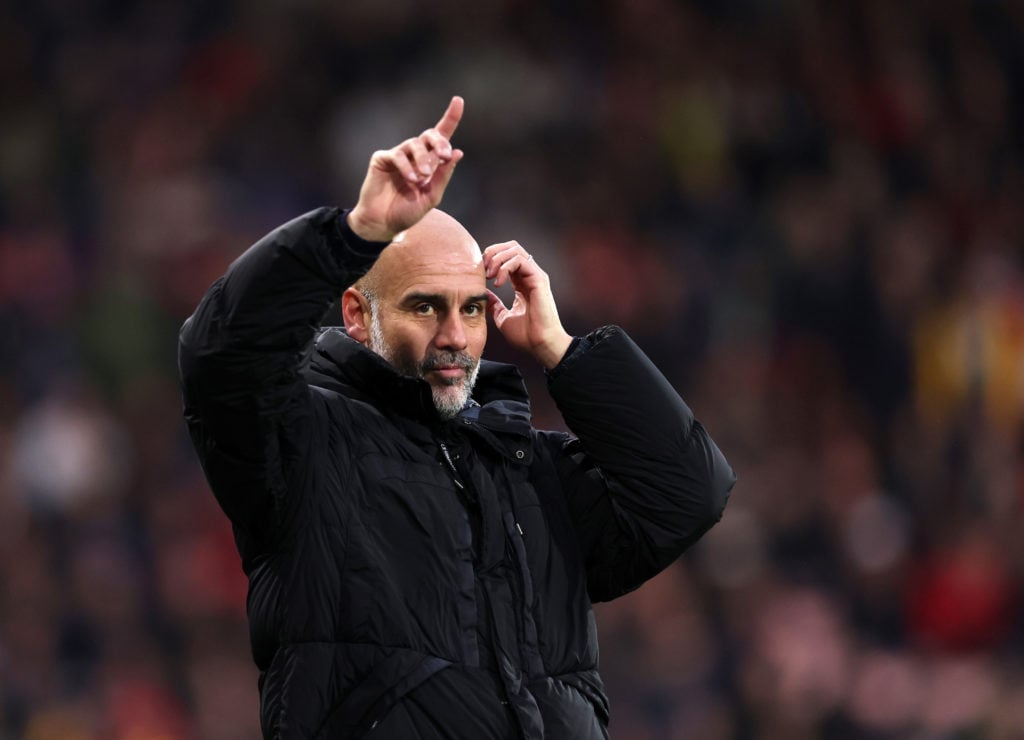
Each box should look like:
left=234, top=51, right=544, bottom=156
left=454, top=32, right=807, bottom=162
left=305, top=328, right=534, bottom=454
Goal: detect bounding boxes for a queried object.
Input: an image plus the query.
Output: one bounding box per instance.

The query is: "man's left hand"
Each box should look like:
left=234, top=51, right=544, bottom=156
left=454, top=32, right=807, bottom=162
left=485, top=242, right=573, bottom=369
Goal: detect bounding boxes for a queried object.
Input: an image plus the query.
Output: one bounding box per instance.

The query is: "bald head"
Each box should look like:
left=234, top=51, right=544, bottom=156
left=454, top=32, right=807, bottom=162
left=341, top=208, right=489, bottom=417
left=356, top=209, right=482, bottom=300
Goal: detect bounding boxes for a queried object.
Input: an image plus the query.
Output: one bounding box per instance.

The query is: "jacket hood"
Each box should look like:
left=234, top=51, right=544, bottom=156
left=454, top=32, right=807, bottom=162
left=305, top=328, right=534, bottom=446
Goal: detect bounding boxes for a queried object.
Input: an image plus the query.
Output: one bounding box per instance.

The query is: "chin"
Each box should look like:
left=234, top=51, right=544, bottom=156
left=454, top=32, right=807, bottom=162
left=432, top=386, right=471, bottom=419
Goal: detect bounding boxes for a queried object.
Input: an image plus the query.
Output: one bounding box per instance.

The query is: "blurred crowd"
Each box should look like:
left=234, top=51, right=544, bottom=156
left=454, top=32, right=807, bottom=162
left=2, top=0, right=1023, bottom=737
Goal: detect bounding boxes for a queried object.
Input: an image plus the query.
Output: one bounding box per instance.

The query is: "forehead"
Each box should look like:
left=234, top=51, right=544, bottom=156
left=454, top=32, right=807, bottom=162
left=373, top=215, right=485, bottom=302
left=386, top=251, right=486, bottom=301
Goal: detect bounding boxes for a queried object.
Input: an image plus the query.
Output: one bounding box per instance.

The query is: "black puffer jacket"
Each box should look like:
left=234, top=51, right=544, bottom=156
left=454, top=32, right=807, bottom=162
left=178, top=208, right=735, bottom=739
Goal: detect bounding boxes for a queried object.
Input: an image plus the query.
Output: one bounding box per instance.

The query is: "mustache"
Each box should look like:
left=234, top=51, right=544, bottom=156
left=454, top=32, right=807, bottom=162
left=420, top=351, right=476, bottom=373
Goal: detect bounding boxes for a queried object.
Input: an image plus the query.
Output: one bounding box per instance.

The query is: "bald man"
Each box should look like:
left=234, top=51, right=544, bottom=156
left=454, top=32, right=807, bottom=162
left=179, top=97, right=735, bottom=739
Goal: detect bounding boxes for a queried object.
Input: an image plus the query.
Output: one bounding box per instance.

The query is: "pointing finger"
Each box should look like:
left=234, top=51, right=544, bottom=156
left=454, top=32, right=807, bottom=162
left=435, top=96, right=464, bottom=140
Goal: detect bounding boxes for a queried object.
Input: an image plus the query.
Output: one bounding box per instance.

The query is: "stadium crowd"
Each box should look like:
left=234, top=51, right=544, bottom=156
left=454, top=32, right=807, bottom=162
left=1, top=0, right=1023, bottom=737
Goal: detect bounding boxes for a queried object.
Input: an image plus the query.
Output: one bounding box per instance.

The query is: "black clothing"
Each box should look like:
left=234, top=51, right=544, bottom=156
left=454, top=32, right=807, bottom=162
left=178, top=207, right=735, bottom=738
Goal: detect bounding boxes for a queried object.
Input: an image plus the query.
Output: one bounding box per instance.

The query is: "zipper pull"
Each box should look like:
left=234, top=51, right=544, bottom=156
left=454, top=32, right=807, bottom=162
left=438, top=441, right=465, bottom=490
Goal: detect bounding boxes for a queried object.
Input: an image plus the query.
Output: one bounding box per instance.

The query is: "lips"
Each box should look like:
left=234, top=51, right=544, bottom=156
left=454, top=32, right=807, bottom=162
left=433, top=367, right=465, bottom=379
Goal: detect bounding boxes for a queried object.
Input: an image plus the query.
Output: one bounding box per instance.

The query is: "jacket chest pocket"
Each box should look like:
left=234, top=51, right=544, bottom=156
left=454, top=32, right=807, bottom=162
left=355, top=453, right=472, bottom=555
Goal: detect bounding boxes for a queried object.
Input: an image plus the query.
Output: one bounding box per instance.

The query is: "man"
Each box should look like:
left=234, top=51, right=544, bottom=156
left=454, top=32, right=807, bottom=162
left=179, top=96, right=735, bottom=739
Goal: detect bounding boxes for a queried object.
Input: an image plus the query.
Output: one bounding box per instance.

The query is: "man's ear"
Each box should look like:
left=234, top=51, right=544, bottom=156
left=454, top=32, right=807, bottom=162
left=341, top=287, right=371, bottom=343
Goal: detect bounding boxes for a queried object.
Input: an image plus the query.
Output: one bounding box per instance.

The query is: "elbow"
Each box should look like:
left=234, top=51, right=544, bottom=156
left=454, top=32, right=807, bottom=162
left=177, top=317, right=197, bottom=384
left=673, top=464, right=733, bottom=555
left=687, top=420, right=736, bottom=535
left=707, top=460, right=735, bottom=526
left=177, top=317, right=214, bottom=392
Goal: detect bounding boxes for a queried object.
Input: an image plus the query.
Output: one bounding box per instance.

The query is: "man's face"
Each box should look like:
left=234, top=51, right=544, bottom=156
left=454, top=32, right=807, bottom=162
left=366, top=286, right=486, bottom=418
left=359, top=213, right=488, bottom=419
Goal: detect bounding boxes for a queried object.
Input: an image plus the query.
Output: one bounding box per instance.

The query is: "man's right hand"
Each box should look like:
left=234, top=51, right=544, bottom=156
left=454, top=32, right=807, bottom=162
left=347, top=96, right=464, bottom=243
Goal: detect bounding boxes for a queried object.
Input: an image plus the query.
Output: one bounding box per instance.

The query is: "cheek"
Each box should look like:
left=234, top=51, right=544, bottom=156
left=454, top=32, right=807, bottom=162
left=469, top=323, right=487, bottom=357
left=378, top=319, right=431, bottom=364
left=391, top=330, right=431, bottom=365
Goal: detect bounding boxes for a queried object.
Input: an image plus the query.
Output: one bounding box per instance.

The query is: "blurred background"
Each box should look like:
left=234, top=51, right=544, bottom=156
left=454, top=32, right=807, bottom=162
left=2, top=0, right=1023, bottom=737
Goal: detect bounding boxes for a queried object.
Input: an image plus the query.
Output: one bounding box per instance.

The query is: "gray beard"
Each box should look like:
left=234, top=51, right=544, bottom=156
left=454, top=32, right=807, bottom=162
left=367, top=308, right=480, bottom=419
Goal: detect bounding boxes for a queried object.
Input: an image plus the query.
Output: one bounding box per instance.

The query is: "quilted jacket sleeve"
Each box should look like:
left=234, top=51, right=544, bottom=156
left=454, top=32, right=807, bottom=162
left=178, top=208, right=386, bottom=554
left=546, top=325, right=735, bottom=602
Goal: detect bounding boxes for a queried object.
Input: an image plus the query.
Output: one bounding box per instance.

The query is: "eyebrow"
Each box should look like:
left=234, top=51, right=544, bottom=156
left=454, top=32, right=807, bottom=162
left=400, top=292, right=490, bottom=308
left=464, top=293, right=490, bottom=306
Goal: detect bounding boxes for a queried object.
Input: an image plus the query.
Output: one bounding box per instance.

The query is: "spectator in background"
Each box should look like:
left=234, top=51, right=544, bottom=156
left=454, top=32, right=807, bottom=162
left=2, top=1, right=1023, bottom=737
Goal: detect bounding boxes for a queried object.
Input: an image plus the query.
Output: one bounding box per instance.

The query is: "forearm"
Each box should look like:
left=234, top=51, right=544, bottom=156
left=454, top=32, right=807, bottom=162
left=180, top=207, right=386, bottom=364
left=549, top=326, right=735, bottom=598
left=178, top=206, right=387, bottom=465
left=178, top=208, right=385, bottom=541
left=550, top=327, right=704, bottom=469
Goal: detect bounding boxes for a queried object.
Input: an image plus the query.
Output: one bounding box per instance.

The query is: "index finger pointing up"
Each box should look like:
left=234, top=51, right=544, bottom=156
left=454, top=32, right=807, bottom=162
left=435, top=96, right=464, bottom=139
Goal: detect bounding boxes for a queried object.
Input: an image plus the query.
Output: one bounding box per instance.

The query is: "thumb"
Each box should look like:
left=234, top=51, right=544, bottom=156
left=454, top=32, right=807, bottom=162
left=487, top=290, right=508, bottom=327
left=426, top=149, right=464, bottom=200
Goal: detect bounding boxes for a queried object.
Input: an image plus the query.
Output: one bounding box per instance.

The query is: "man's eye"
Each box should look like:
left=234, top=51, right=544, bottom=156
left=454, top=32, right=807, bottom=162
left=464, top=304, right=484, bottom=316
left=415, top=304, right=435, bottom=315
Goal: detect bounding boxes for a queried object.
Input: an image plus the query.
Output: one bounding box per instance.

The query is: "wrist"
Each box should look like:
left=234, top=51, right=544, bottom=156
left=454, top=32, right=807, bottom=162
left=533, top=331, right=574, bottom=370
left=347, top=207, right=395, bottom=243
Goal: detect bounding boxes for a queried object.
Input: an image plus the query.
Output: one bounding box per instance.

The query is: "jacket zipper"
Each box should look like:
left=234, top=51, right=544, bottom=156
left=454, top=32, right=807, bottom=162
left=438, top=441, right=465, bottom=490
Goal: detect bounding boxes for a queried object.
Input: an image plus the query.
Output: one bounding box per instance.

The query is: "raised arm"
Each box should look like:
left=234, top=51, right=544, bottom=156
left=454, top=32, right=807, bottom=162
left=179, top=97, right=465, bottom=552
left=546, top=326, right=735, bottom=601
left=483, top=244, right=734, bottom=600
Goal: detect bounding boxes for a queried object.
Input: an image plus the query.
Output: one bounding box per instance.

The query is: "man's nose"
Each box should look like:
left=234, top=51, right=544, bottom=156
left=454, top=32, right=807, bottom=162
left=435, top=312, right=468, bottom=351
